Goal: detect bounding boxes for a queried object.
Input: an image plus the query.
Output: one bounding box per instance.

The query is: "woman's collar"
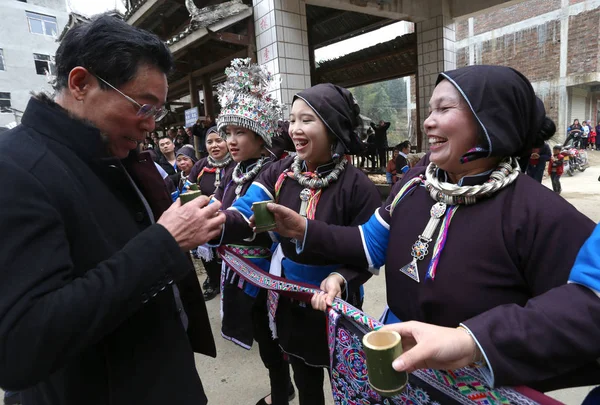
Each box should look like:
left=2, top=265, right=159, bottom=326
left=301, top=160, right=336, bottom=175
left=436, top=167, right=494, bottom=186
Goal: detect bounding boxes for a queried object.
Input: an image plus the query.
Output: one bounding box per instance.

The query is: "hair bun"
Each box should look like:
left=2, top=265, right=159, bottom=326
left=539, top=116, right=556, bottom=141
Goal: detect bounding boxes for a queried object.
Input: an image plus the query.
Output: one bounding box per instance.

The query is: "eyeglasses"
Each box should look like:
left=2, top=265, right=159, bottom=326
left=94, top=75, right=169, bottom=122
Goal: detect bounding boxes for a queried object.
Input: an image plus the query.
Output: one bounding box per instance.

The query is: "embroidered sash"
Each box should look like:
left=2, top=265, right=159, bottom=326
left=218, top=246, right=560, bottom=405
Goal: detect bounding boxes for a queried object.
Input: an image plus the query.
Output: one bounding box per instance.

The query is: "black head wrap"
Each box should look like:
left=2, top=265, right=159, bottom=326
left=293, top=83, right=364, bottom=156
left=205, top=125, right=219, bottom=137
left=437, top=65, right=547, bottom=168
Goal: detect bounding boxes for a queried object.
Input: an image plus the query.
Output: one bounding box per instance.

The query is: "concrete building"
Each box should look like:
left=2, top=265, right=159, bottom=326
left=455, top=0, right=600, bottom=141
left=0, top=0, right=69, bottom=127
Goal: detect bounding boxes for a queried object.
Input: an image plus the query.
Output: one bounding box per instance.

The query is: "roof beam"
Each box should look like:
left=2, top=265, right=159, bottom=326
left=208, top=31, right=250, bottom=46
left=314, top=19, right=395, bottom=48
left=328, top=67, right=416, bottom=88
left=316, top=43, right=416, bottom=75
left=168, top=48, right=249, bottom=99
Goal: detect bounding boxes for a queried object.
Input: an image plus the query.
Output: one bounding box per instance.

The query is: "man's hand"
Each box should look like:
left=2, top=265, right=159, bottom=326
left=265, top=203, right=306, bottom=240
left=379, top=321, right=480, bottom=373
left=157, top=196, right=225, bottom=250
left=311, top=273, right=344, bottom=311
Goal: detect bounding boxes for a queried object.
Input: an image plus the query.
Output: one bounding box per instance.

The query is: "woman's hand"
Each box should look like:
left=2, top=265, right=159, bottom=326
left=311, top=273, right=345, bottom=311
left=380, top=321, right=481, bottom=373
left=265, top=203, right=306, bottom=240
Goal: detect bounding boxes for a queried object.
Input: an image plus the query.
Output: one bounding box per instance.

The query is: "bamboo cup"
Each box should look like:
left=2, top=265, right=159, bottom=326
left=252, top=200, right=276, bottom=232
left=180, top=190, right=202, bottom=205
left=362, top=330, right=408, bottom=397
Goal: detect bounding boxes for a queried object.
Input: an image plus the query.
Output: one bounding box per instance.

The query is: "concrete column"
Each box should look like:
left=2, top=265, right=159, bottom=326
left=558, top=0, right=570, bottom=141
left=253, top=0, right=311, bottom=109
left=415, top=3, right=455, bottom=151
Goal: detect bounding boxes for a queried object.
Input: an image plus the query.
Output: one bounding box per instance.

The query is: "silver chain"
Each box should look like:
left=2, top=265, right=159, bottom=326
left=290, top=156, right=346, bottom=190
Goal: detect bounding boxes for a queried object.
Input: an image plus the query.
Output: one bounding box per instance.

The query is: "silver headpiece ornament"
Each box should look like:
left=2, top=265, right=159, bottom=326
left=216, top=58, right=283, bottom=147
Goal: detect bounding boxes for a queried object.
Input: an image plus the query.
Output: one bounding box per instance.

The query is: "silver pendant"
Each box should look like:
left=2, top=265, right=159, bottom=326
left=399, top=202, right=447, bottom=283
left=299, top=188, right=311, bottom=217
left=235, top=184, right=243, bottom=196
left=399, top=259, right=421, bottom=282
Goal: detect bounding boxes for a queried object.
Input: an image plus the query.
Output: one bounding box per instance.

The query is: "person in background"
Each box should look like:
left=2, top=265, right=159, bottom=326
left=385, top=148, right=399, bottom=185
left=568, top=118, right=582, bottom=148
left=588, top=121, right=596, bottom=150
left=167, top=127, right=177, bottom=141
left=394, top=140, right=411, bottom=181
left=169, top=144, right=198, bottom=197
left=549, top=145, right=564, bottom=194
left=156, top=136, right=178, bottom=176
left=188, top=126, right=235, bottom=301
left=582, top=120, right=590, bottom=150
left=370, top=120, right=391, bottom=170
left=526, top=139, right=551, bottom=182
left=596, top=122, right=600, bottom=151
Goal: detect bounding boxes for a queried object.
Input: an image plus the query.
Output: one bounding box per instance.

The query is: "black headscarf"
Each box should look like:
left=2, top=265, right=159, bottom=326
left=437, top=65, right=546, bottom=168
left=294, top=83, right=364, bottom=156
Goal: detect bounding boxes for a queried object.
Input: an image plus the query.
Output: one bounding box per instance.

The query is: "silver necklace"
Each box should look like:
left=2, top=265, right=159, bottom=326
left=208, top=154, right=232, bottom=188
left=290, top=156, right=346, bottom=217
left=208, top=154, right=232, bottom=168
left=232, top=157, right=265, bottom=197
left=398, top=158, right=520, bottom=283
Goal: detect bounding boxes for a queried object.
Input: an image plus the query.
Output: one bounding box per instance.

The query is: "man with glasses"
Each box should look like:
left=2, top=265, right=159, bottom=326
left=0, top=14, right=224, bottom=405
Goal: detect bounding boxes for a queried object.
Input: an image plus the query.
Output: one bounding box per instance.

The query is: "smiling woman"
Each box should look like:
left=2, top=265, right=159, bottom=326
left=214, top=82, right=381, bottom=405
left=267, top=65, right=600, bottom=399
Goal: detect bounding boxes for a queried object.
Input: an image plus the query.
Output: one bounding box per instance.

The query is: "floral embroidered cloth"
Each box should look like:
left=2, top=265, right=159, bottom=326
left=218, top=246, right=562, bottom=405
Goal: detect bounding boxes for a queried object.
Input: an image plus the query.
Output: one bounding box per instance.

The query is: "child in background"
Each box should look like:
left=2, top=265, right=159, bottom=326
left=588, top=121, right=596, bottom=150
left=385, top=148, right=399, bottom=184
left=549, top=145, right=564, bottom=194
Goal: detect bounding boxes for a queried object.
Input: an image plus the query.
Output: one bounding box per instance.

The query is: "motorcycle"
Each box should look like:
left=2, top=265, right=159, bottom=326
left=561, top=145, right=588, bottom=176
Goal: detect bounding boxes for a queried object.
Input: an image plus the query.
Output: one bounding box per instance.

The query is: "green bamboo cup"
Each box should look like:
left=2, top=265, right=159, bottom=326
left=252, top=200, right=276, bottom=232
left=180, top=189, right=202, bottom=205
left=363, top=330, right=408, bottom=397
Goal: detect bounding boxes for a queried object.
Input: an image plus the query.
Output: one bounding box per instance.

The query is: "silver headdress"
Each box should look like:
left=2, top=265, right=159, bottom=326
left=216, top=58, right=283, bottom=146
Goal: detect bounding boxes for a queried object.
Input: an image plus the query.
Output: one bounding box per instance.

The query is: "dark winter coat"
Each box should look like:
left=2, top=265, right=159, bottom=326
left=0, top=97, right=215, bottom=405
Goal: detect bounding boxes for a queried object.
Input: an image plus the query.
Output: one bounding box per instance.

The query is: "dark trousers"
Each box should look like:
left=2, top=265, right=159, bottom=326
left=201, top=257, right=221, bottom=289
left=582, top=138, right=589, bottom=149
left=253, top=292, right=291, bottom=405
left=550, top=172, right=561, bottom=193
left=526, top=163, right=545, bottom=183
left=289, top=356, right=328, bottom=405
left=376, top=147, right=387, bottom=169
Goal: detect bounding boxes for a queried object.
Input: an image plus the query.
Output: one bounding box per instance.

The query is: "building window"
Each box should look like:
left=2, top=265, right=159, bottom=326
left=0, top=93, right=11, bottom=113
left=26, top=11, right=57, bottom=37
left=0, top=49, right=4, bottom=71
left=33, top=53, right=55, bottom=75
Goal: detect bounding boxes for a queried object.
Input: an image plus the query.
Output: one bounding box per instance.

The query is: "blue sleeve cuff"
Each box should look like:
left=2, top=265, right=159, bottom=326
left=400, top=165, right=409, bottom=174
left=295, top=218, right=309, bottom=254
left=459, top=323, right=495, bottom=388
left=231, top=183, right=274, bottom=220
left=358, top=209, right=389, bottom=271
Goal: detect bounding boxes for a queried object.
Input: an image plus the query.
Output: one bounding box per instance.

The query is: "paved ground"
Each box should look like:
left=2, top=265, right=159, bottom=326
left=3, top=153, right=600, bottom=405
